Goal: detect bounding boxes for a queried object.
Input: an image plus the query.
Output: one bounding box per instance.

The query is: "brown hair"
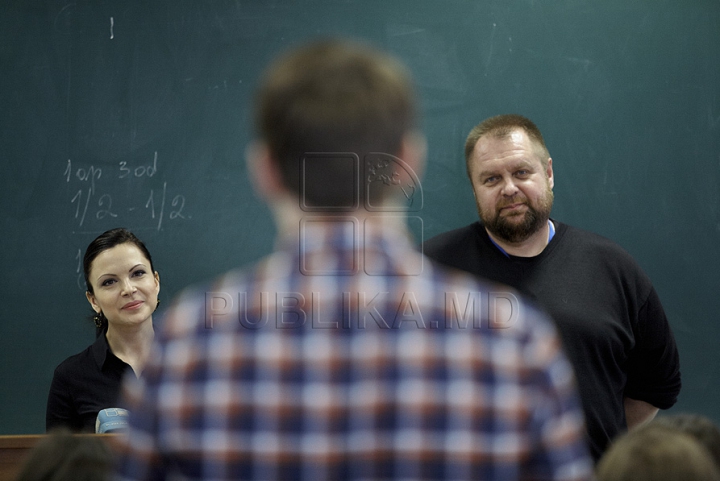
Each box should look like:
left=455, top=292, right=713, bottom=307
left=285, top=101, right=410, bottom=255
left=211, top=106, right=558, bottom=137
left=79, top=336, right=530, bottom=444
left=464, top=114, right=550, bottom=178
left=255, top=39, right=417, bottom=208
left=596, top=424, right=720, bottom=481
left=652, top=414, right=720, bottom=470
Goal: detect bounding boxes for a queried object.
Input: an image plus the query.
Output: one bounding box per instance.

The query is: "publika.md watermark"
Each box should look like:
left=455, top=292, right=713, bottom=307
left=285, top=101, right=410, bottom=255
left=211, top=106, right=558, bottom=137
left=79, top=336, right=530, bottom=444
left=205, top=291, right=520, bottom=330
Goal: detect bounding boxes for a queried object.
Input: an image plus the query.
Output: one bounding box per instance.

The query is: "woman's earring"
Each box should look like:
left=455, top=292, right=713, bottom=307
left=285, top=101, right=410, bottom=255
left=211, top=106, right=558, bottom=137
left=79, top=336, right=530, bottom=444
left=93, top=312, right=104, bottom=328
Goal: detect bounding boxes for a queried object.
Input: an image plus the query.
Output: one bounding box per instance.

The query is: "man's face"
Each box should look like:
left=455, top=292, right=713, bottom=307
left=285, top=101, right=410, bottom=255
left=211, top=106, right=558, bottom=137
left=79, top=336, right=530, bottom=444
left=468, top=129, right=554, bottom=244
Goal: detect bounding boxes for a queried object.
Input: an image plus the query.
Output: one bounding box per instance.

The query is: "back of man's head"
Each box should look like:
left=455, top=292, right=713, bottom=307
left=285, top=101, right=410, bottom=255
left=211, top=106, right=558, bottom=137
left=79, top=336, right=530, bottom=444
left=652, top=413, right=720, bottom=470
left=596, top=424, right=720, bottom=481
left=254, top=39, right=417, bottom=208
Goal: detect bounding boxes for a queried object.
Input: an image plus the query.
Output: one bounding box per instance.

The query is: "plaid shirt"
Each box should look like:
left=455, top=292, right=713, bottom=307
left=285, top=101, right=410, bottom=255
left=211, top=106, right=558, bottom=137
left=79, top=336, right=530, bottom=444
left=116, top=220, right=592, bottom=481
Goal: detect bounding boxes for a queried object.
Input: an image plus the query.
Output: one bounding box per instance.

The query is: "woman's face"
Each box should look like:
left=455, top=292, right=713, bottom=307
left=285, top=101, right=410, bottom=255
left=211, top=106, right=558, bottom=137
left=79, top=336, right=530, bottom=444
left=85, top=243, right=160, bottom=329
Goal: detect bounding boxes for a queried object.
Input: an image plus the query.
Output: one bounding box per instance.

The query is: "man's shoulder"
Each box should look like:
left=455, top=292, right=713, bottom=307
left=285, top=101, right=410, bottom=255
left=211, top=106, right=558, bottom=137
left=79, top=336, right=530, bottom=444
left=553, top=222, right=655, bottom=294
left=423, top=222, right=486, bottom=257
left=424, top=221, right=481, bottom=246
left=420, top=254, right=554, bottom=336
left=557, top=222, right=640, bottom=263
left=424, top=253, right=509, bottom=292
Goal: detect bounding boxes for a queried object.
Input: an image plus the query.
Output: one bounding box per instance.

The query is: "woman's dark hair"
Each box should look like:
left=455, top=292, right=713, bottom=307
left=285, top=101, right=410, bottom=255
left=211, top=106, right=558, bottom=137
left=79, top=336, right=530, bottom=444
left=83, top=228, right=155, bottom=332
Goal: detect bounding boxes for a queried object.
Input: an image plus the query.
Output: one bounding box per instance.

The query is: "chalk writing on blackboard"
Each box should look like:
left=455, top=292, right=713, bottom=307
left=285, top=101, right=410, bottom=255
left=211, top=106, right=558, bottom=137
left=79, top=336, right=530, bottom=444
left=63, top=152, right=190, bottom=232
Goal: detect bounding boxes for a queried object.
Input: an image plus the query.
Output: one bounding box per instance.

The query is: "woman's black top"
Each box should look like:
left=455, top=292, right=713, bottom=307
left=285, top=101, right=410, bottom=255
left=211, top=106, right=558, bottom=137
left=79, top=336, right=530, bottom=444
left=46, top=331, right=132, bottom=432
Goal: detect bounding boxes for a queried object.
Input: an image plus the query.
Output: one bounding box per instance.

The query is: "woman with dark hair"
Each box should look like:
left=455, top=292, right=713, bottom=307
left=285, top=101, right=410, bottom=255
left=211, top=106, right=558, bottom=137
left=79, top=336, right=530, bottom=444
left=46, top=228, right=160, bottom=432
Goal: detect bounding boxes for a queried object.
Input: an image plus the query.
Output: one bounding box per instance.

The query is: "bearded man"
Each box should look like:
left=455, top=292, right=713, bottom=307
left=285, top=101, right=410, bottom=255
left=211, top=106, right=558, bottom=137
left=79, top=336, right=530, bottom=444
left=424, top=114, right=681, bottom=461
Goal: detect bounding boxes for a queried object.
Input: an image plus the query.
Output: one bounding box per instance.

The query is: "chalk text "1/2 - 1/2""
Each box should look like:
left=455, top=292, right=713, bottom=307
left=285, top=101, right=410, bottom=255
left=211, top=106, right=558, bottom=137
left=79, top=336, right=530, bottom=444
left=64, top=153, right=187, bottom=230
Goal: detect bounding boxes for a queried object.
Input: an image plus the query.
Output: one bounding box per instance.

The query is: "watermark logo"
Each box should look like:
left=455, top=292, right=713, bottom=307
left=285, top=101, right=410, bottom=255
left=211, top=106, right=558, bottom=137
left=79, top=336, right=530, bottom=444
left=299, top=152, right=423, bottom=213
left=298, top=152, right=424, bottom=276
left=205, top=291, right=520, bottom=330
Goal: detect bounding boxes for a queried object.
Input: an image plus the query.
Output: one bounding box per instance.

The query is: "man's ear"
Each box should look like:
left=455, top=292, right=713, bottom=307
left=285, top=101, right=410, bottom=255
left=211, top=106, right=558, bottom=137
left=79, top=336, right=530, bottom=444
left=398, top=131, right=427, bottom=181
left=246, top=141, right=286, bottom=201
left=546, top=157, right=554, bottom=189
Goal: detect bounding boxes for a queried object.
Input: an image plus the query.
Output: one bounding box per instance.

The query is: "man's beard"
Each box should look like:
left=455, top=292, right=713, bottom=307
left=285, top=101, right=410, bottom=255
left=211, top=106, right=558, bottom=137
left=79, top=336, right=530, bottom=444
left=479, top=189, right=554, bottom=244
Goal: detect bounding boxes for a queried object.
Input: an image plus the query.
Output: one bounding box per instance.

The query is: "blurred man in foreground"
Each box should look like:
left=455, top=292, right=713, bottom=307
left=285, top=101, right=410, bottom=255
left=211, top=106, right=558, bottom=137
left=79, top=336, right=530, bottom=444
left=116, top=41, right=593, bottom=481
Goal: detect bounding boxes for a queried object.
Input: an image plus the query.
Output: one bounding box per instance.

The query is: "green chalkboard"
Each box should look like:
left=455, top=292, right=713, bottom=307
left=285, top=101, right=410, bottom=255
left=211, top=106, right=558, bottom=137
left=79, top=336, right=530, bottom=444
left=1, top=0, right=719, bottom=434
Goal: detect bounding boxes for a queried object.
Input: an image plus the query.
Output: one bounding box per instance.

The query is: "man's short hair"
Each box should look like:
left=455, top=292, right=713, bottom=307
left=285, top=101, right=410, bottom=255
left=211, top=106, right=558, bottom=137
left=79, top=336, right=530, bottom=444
left=652, top=414, right=720, bottom=470
left=464, top=114, right=550, bottom=178
left=255, top=39, right=416, bottom=208
left=596, top=424, right=720, bottom=481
